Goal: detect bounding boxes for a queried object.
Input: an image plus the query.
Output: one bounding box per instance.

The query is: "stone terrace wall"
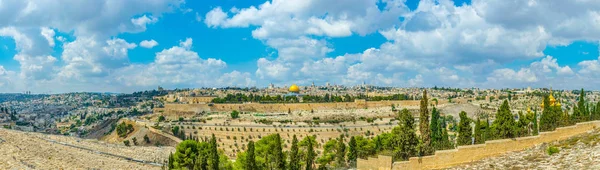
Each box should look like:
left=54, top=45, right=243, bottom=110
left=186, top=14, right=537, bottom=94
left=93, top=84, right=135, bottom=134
left=357, top=121, right=600, bottom=170
left=157, top=100, right=442, bottom=115
left=357, top=155, right=393, bottom=170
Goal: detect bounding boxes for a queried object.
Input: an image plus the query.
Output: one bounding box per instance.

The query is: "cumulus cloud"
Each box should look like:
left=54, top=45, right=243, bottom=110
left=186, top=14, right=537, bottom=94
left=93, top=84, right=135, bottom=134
left=205, top=0, right=409, bottom=39
left=115, top=38, right=254, bottom=89
left=40, top=27, right=55, bottom=47
left=140, top=39, right=159, bottom=48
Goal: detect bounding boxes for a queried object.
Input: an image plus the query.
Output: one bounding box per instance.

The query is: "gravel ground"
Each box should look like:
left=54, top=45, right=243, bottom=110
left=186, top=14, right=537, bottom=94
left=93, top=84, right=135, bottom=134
left=447, top=129, right=600, bottom=170
left=0, top=128, right=173, bottom=169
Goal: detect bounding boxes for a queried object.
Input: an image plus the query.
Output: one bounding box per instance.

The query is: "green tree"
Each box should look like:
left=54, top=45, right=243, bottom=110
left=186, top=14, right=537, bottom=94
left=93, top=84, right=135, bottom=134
left=577, top=89, right=588, bottom=122
left=474, top=117, right=483, bottom=144
left=429, top=107, right=442, bottom=150
left=393, top=109, right=419, bottom=161
left=289, top=135, right=300, bottom=170
left=274, top=134, right=285, bottom=170
left=540, top=95, right=556, bottom=131
left=457, top=111, right=472, bottom=146
left=335, top=134, right=346, bottom=168
left=347, top=136, right=358, bottom=167
left=419, top=90, right=433, bottom=155
left=123, top=140, right=130, bottom=146
left=158, top=115, right=165, bottom=122
left=210, top=134, right=219, bottom=170
left=532, top=109, right=539, bottom=135
left=132, top=137, right=138, bottom=145
left=305, top=136, right=316, bottom=170
left=493, top=100, right=516, bottom=139
left=231, top=110, right=240, bottom=119
left=245, top=141, right=256, bottom=170
left=144, top=134, right=151, bottom=144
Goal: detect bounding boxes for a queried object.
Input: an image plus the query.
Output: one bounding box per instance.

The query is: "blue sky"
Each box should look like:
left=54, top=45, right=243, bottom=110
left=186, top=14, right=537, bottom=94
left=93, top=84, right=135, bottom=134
left=1, top=0, right=600, bottom=93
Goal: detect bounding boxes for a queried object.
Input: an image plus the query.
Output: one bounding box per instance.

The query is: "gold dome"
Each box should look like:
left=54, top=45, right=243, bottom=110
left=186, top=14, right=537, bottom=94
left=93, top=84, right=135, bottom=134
left=549, top=94, right=556, bottom=103
left=289, top=84, right=300, bottom=93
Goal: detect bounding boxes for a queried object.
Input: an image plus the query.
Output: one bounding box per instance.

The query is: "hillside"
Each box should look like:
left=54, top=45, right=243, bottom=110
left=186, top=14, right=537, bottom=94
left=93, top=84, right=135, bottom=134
left=448, top=128, right=600, bottom=170
left=0, top=128, right=174, bottom=169
left=102, top=119, right=180, bottom=147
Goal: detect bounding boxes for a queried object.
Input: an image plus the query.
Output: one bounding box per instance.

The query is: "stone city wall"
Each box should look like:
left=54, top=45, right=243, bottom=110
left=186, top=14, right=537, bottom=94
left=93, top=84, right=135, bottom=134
left=357, top=155, right=393, bottom=170
left=155, top=100, right=446, bottom=116
left=356, top=121, right=600, bottom=170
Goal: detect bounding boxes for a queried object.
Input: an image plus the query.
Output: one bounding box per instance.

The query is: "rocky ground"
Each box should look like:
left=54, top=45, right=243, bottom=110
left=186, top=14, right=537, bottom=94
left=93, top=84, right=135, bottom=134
left=0, top=128, right=174, bottom=169
left=447, top=129, right=600, bottom=170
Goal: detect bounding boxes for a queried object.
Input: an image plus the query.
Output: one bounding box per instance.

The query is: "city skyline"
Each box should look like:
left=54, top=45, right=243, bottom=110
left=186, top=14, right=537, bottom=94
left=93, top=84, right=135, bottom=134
left=2, top=0, right=600, bottom=93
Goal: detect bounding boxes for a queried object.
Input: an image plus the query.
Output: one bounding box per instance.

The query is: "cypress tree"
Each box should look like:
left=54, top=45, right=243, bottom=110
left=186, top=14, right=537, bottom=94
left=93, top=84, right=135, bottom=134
left=210, top=134, right=219, bottom=170
left=440, top=127, right=453, bottom=149
left=335, top=134, right=346, bottom=168
left=274, top=134, right=285, bottom=170
left=578, top=88, right=588, bottom=122
left=540, top=95, right=555, bottom=131
left=394, top=109, right=419, bottom=160
left=429, top=107, right=442, bottom=150
left=245, top=141, right=256, bottom=170
left=532, top=109, right=539, bottom=135
left=419, top=90, right=432, bottom=155
left=347, top=136, right=357, bottom=167
left=457, top=111, right=472, bottom=146
left=290, top=135, right=300, bottom=170
left=474, top=117, right=483, bottom=144
left=493, top=100, right=516, bottom=138
left=305, top=136, right=315, bottom=170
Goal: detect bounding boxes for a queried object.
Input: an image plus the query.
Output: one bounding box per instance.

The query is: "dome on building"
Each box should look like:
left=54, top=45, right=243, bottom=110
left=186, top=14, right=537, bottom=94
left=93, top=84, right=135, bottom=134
left=289, top=84, right=300, bottom=93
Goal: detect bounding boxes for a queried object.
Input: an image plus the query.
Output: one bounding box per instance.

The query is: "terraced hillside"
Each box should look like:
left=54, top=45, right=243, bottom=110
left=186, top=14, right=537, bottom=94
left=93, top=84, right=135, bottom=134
left=0, top=128, right=174, bottom=169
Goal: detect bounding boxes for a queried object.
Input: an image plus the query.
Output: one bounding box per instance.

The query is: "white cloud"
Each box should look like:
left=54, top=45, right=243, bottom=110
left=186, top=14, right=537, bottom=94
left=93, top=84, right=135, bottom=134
left=205, top=0, right=409, bottom=39
left=131, top=15, right=158, bottom=31
left=195, top=12, right=202, bottom=22
left=115, top=38, right=252, bottom=89
left=40, top=27, right=55, bottom=47
left=179, top=38, right=192, bottom=49
left=140, top=39, right=158, bottom=48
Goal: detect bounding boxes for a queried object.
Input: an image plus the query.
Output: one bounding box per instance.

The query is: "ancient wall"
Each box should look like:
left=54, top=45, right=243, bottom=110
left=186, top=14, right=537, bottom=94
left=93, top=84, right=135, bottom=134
left=156, top=100, right=438, bottom=115
left=357, top=155, right=393, bottom=170
left=357, top=121, right=600, bottom=170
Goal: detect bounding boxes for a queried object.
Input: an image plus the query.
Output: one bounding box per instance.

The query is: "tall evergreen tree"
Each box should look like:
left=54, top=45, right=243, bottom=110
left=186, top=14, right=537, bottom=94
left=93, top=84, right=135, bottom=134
left=273, top=134, right=285, bottom=170
left=245, top=141, right=256, bottom=170
left=394, top=109, right=419, bottom=161
left=210, top=134, right=219, bottom=170
left=335, top=134, right=346, bottom=168
left=539, top=95, right=556, bottom=131
left=305, top=135, right=316, bottom=170
left=457, top=111, right=472, bottom=146
left=429, top=107, right=442, bottom=150
left=532, top=109, right=539, bottom=135
left=440, top=127, right=453, bottom=149
left=419, top=90, right=433, bottom=155
left=474, top=117, right=483, bottom=144
left=289, top=135, right=300, bottom=170
left=578, top=88, right=588, bottom=122
left=347, top=136, right=357, bottom=167
left=593, top=101, right=600, bottom=120
left=493, top=100, right=516, bottom=138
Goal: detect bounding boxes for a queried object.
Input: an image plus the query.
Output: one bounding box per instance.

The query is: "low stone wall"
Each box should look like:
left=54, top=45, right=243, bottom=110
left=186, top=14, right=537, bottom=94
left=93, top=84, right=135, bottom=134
left=157, top=100, right=441, bottom=115
left=357, top=155, right=393, bottom=170
left=357, top=121, right=600, bottom=170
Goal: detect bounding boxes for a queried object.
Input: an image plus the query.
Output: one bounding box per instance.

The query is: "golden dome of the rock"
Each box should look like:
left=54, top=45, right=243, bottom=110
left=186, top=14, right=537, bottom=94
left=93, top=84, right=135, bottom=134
left=289, top=84, right=300, bottom=93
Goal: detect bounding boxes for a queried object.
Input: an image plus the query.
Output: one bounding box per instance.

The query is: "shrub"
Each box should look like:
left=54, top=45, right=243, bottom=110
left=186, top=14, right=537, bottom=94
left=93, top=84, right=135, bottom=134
left=123, top=140, right=130, bottom=146
left=547, top=146, right=559, bottom=155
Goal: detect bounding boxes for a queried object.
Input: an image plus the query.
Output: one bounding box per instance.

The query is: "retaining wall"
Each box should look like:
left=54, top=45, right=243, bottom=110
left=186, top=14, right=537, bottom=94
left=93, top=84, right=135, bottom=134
left=357, top=121, right=600, bottom=170
left=156, top=100, right=444, bottom=115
